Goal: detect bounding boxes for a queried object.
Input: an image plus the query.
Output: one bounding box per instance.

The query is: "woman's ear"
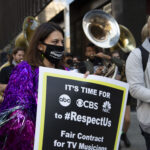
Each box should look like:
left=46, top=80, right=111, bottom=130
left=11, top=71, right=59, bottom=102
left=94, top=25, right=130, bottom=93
left=38, top=43, right=46, bottom=52
left=12, top=54, right=15, bottom=59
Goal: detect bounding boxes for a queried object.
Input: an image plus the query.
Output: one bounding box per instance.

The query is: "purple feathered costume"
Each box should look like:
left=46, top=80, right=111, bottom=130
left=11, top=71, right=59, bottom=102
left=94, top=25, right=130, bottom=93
left=0, top=61, right=39, bottom=150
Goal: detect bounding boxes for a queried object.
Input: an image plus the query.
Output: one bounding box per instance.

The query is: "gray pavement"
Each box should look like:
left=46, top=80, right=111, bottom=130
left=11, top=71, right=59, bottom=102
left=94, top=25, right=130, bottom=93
left=121, top=112, right=146, bottom=150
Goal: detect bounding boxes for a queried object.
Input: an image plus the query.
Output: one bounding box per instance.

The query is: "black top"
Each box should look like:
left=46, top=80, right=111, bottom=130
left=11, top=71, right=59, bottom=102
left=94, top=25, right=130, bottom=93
left=0, top=65, right=15, bottom=84
left=90, top=57, right=103, bottom=66
left=139, top=45, right=149, bottom=71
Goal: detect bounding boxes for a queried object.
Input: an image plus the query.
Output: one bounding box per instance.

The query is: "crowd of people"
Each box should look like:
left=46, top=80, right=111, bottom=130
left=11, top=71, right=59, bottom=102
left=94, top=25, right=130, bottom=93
left=0, top=15, right=149, bottom=150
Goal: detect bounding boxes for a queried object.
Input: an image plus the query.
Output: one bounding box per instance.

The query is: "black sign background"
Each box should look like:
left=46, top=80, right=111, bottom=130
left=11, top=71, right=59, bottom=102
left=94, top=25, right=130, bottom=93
left=42, top=76, right=123, bottom=150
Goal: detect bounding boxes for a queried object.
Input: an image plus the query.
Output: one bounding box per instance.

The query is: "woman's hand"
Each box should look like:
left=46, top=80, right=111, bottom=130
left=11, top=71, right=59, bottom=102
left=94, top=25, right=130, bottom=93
left=84, top=71, right=90, bottom=78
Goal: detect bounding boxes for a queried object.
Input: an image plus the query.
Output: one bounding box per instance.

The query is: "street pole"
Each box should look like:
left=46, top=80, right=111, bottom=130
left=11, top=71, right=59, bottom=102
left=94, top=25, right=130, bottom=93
left=64, top=2, right=71, bottom=53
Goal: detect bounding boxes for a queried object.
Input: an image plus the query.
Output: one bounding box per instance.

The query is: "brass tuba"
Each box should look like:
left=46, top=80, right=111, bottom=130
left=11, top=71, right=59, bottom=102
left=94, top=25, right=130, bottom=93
left=82, top=9, right=120, bottom=78
left=15, top=32, right=28, bottom=49
left=110, top=24, right=136, bottom=53
left=82, top=9, right=120, bottom=48
left=15, top=16, right=39, bottom=49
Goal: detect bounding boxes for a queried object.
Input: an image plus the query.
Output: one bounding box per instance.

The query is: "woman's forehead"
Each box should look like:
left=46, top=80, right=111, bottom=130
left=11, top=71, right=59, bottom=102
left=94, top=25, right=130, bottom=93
left=47, top=31, right=63, bottom=40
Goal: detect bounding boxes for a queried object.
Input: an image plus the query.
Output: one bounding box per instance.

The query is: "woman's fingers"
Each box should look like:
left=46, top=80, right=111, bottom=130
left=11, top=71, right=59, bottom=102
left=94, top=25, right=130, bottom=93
left=84, top=71, right=90, bottom=78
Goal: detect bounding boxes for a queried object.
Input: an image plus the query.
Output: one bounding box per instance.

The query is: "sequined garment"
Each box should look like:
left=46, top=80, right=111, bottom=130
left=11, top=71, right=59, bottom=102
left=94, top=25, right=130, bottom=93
left=0, top=61, right=39, bottom=150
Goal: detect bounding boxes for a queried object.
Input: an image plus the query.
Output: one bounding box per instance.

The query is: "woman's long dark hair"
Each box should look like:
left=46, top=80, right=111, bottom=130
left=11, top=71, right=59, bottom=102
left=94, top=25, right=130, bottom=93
left=25, top=22, right=64, bottom=67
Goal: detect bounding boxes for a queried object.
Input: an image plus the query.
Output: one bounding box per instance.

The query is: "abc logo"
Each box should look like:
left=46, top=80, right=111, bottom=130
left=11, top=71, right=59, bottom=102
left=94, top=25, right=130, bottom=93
left=59, top=94, right=71, bottom=107
left=76, top=99, right=98, bottom=110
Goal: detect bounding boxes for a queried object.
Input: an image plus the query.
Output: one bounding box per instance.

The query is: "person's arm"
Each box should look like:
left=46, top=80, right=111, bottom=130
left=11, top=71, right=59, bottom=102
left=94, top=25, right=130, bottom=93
left=115, top=74, right=121, bottom=80
left=95, top=52, right=111, bottom=60
left=126, top=49, right=150, bottom=102
left=0, top=83, right=7, bottom=92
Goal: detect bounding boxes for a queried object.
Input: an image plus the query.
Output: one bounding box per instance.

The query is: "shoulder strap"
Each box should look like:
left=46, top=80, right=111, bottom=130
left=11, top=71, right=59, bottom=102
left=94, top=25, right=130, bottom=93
left=139, top=45, right=149, bottom=71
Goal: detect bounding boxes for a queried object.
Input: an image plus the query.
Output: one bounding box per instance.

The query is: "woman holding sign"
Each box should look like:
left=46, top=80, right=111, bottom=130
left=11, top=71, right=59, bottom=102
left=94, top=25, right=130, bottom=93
left=0, top=22, right=64, bottom=150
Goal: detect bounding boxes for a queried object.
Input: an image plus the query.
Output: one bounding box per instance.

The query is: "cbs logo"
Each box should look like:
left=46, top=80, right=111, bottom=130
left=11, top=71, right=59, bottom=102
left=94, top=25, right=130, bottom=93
left=76, top=99, right=98, bottom=110
left=59, top=94, right=71, bottom=107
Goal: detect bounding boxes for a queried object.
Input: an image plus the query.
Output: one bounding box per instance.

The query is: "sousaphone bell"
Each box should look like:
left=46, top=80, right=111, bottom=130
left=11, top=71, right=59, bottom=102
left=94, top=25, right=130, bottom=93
left=82, top=9, right=120, bottom=78
left=15, top=16, right=39, bottom=49
left=110, top=24, right=136, bottom=53
left=82, top=9, right=120, bottom=48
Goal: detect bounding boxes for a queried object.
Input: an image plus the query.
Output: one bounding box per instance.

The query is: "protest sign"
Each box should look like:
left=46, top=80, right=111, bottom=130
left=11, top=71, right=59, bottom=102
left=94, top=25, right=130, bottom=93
left=34, top=67, right=129, bottom=150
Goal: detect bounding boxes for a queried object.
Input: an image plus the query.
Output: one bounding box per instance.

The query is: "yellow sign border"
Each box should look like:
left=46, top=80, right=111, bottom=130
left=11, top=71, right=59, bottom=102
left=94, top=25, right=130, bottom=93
left=38, top=72, right=127, bottom=150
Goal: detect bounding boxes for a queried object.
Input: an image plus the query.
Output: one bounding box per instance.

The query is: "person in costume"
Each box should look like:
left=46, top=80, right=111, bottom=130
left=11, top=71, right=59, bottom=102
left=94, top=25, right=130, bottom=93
left=0, top=22, right=64, bottom=150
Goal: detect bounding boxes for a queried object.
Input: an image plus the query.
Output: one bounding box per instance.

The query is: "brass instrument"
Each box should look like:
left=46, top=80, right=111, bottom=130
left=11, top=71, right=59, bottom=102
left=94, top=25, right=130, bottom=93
left=15, top=33, right=28, bottom=49
left=82, top=9, right=120, bottom=48
left=15, top=16, right=39, bottom=49
left=82, top=9, right=120, bottom=78
left=110, top=25, right=136, bottom=53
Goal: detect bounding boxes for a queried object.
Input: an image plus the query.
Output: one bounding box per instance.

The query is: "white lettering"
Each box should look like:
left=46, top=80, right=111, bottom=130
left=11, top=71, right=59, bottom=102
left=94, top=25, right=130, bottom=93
left=78, top=143, right=107, bottom=150
left=53, top=140, right=65, bottom=147
left=77, top=133, right=104, bottom=143
left=81, top=87, right=97, bottom=96
left=67, top=141, right=77, bottom=149
left=68, top=111, right=111, bottom=127
left=99, top=91, right=110, bottom=99
left=60, top=130, right=76, bottom=138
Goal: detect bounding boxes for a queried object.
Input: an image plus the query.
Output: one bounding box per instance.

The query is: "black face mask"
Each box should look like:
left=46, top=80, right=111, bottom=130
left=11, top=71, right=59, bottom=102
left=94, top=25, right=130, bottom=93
left=66, top=59, right=73, bottom=66
left=41, top=42, right=64, bottom=65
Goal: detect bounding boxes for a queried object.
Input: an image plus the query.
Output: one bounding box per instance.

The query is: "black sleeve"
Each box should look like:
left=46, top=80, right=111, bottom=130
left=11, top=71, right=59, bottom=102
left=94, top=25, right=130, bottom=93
left=0, top=67, right=8, bottom=84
